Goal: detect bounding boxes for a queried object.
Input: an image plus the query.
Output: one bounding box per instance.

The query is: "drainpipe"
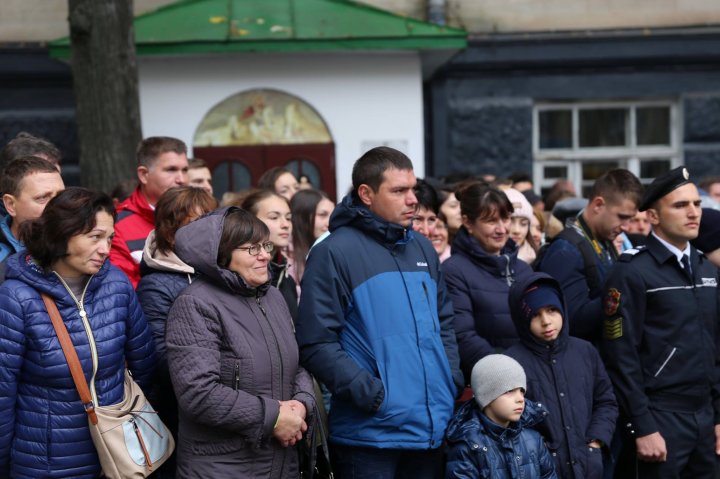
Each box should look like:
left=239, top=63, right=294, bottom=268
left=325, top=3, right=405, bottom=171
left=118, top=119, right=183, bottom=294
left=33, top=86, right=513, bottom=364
left=427, top=0, right=446, bottom=25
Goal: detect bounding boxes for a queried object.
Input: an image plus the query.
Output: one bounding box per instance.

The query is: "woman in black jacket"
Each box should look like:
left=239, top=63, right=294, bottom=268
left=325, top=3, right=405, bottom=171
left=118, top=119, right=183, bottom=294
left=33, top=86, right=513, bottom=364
left=136, top=186, right=217, bottom=478
left=443, top=182, right=533, bottom=381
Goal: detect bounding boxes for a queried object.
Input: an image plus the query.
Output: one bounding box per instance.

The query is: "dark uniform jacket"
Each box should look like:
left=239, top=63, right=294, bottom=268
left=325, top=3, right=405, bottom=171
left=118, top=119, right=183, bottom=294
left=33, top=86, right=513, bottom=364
left=600, top=233, right=720, bottom=438
left=506, top=273, right=618, bottom=479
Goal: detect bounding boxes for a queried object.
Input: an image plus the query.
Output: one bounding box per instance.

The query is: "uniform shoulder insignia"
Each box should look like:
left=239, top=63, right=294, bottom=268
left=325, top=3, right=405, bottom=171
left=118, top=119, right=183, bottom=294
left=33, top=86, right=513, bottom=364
left=603, top=317, right=623, bottom=340
left=619, top=246, right=646, bottom=262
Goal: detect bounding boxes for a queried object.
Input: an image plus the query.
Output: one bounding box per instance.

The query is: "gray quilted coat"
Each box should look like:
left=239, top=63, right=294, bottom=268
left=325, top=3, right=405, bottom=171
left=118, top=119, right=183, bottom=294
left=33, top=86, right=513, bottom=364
left=166, top=208, right=315, bottom=478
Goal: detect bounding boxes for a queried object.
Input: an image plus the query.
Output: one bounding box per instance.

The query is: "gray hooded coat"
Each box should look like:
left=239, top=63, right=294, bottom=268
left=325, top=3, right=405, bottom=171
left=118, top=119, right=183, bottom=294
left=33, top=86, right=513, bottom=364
left=166, top=208, right=315, bottom=478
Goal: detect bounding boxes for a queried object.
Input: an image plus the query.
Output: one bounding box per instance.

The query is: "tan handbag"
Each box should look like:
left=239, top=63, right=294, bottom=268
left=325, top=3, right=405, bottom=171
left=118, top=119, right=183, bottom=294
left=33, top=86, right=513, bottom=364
left=42, top=293, right=175, bottom=478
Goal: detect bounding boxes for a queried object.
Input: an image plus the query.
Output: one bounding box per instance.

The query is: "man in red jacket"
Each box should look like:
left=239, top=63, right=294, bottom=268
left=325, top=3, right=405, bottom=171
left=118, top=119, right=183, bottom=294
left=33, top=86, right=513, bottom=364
left=110, top=136, right=188, bottom=287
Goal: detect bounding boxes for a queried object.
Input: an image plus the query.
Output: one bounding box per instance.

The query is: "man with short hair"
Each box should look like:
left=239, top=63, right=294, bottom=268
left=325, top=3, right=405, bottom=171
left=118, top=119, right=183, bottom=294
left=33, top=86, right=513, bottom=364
left=700, top=176, right=720, bottom=203
left=187, top=158, right=213, bottom=195
left=601, top=166, right=720, bottom=478
left=0, top=132, right=62, bottom=172
left=0, top=133, right=63, bottom=218
left=509, top=171, right=533, bottom=192
left=0, top=156, right=64, bottom=262
left=537, top=169, right=643, bottom=341
left=110, top=136, right=188, bottom=287
left=296, top=147, right=463, bottom=478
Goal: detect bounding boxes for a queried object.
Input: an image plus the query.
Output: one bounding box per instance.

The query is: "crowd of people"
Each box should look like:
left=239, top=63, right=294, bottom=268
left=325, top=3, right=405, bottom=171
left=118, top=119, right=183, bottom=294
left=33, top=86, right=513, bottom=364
left=0, top=131, right=719, bottom=479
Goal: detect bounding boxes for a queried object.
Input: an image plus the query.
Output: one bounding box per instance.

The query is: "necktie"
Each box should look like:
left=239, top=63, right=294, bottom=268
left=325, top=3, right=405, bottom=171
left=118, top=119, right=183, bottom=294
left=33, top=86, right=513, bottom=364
left=681, top=254, right=692, bottom=281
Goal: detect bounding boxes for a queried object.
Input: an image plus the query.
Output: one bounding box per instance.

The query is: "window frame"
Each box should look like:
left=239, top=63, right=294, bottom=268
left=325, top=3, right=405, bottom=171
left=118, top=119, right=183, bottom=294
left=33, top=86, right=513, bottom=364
left=532, top=100, right=682, bottom=196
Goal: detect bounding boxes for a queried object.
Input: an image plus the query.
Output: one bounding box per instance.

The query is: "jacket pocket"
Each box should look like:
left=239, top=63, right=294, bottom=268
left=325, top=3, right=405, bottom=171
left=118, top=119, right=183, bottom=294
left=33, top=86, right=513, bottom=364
left=420, top=281, right=438, bottom=332
left=651, top=345, right=677, bottom=378
left=220, top=355, right=244, bottom=389
left=183, top=435, right=249, bottom=456
left=373, top=358, right=387, bottom=415
left=582, top=445, right=603, bottom=479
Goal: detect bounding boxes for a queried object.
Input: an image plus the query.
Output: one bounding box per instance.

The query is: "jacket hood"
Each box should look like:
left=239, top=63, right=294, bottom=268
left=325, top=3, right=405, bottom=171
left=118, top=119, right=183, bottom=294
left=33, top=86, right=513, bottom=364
left=451, top=227, right=520, bottom=277
left=141, top=230, right=195, bottom=275
left=446, top=398, right=548, bottom=442
left=329, top=193, right=415, bottom=247
left=508, top=272, right=569, bottom=354
left=174, top=207, right=270, bottom=296
left=0, top=215, right=23, bottom=252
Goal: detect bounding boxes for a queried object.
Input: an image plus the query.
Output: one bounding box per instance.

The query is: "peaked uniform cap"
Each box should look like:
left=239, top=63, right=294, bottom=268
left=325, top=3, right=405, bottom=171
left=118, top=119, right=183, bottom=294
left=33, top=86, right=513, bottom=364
left=639, top=166, right=691, bottom=211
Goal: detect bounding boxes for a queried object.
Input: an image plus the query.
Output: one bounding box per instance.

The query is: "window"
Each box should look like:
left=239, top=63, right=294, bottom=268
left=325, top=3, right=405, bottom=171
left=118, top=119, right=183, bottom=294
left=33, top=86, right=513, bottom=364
left=534, top=101, right=681, bottom=198
left=212, top=160, right=252, bottom=194
left=285, top=158, right=322, bottom=190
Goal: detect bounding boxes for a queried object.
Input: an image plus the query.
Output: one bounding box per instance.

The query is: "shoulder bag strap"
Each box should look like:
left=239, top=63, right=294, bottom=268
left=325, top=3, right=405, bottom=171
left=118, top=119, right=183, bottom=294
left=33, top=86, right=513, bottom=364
left=41, top=293, right=99, bottom=425
left=315, top=400, right=334, bottom=479
left=556, top=228, right=601, bottom=293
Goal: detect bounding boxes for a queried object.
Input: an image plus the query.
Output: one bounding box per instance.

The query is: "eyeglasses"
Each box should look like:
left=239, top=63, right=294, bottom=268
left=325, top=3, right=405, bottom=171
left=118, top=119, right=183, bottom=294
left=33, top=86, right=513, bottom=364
left=236, top=241, right=275, bottom=256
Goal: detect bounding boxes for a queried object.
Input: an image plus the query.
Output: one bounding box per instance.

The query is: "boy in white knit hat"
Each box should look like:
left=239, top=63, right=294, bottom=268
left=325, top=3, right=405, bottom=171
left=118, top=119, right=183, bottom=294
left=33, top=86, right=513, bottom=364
left=445, top=354, right=558, bottom=478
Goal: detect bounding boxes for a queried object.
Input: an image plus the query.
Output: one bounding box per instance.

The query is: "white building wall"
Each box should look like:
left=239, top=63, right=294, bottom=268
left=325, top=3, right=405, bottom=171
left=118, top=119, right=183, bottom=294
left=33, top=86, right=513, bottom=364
left=138, top=51, right=425, bottom=196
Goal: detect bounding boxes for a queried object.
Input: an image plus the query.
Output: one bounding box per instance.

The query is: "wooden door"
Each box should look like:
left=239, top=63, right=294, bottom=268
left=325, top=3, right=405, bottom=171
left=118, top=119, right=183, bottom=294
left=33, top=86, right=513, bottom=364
left=193, top=143, right=336, bottom=201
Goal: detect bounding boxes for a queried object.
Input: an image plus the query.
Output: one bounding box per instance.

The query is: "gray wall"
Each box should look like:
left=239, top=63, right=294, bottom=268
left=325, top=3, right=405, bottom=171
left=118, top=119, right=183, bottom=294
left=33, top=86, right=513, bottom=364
left=0, top=47, right=80, bottom=185
left=426, top=28, right=720, bottom=180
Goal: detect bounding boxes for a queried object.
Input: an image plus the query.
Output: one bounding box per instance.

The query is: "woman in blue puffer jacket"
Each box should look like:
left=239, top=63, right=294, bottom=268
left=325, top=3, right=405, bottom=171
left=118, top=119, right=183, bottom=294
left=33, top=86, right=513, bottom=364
left=0, top=188, right=156, bottom=479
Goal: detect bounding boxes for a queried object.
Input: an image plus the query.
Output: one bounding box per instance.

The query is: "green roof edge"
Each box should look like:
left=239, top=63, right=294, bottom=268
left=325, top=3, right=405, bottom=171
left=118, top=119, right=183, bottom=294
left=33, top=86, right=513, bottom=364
left=50, top=38, right=467, bottom=59
left=49, top=0, right=467, bottom=59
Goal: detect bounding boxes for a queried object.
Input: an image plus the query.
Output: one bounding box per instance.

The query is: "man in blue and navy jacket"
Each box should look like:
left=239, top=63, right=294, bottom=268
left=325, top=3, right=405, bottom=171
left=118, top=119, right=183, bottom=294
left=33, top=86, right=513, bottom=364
left=296, top=146, right=464, bottom=478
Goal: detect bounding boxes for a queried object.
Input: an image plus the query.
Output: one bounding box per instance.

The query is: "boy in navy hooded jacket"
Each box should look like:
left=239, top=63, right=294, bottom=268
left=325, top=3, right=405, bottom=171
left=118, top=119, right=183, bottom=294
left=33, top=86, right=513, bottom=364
left=446, top=354, right=558, bottom=479
left=506, top=272, right=618, bottom=479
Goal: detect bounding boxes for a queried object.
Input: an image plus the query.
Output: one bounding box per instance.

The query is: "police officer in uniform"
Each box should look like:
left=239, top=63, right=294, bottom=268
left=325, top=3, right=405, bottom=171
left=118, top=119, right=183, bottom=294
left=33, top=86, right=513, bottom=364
left=600, top=166, right=720, bottom=478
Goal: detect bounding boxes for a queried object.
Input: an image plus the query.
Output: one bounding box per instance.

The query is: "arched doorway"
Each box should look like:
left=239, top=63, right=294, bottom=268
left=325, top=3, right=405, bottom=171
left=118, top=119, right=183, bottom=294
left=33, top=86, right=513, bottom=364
left=193, top=89, right=336, bottom=200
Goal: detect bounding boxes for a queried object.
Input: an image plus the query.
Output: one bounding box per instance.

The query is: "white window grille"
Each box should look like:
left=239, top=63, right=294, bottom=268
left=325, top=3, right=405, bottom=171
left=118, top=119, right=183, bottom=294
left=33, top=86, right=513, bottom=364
left=533, top=101, right=682, bottom=198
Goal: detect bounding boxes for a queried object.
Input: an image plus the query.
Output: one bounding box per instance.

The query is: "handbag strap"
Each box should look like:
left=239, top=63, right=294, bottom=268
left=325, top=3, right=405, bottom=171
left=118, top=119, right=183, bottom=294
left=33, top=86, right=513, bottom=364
left=41, top=293, right=98, bottom=425
left=314, top=401, right=333, bottom=479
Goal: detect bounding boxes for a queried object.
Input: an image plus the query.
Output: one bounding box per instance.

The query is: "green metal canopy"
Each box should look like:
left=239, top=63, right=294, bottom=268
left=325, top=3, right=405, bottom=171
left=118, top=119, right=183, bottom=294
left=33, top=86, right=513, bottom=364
left=49, top=0, right=467, bottom=58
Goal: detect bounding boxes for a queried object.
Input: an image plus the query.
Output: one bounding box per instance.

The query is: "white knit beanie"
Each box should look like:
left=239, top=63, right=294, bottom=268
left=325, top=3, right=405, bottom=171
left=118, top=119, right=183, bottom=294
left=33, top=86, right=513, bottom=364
left=471, top=354, right=527, bottom=409
left=504, top=188, right=534, bottom=222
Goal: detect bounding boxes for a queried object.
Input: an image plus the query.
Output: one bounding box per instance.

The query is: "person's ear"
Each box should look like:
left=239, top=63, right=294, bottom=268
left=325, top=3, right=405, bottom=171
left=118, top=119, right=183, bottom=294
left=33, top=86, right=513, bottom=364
left=590, top=196, right=605, bottom=213
left=137, top=166, right=149, bottom=186
left=3, top=194, right=16, bottom=217
left=357, top=184, right=373, bottom=208
left=645, top=207, right=660, bottom=225
left=461, top=214, right=473, bottom=233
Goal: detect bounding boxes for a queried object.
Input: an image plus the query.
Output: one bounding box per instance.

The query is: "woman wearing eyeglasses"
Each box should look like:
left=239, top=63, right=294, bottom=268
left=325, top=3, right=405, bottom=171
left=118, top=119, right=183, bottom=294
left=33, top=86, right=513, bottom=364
left=165, top=207, right=316, bottom=478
